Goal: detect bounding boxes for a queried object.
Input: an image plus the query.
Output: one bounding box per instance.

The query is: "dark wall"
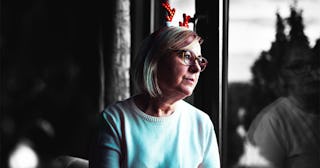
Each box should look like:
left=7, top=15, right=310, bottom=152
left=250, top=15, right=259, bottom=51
left=194, top=0, right=220, bottom=132
left=1, top=0, right=113, bottom=166
left=130, top=0, right=151, bottom=95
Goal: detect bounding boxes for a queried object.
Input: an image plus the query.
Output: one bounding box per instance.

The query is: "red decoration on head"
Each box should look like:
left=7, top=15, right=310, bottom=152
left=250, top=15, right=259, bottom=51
left=162, top=1, right=175, bottom=22
left=179, top=13, right=191, bottom=28
left=161, top=1, right=191, bottom=28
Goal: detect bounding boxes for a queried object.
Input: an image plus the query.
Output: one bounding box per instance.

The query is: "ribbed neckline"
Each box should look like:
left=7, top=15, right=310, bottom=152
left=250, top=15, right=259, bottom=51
left=128, top=96, right=181, bottom=123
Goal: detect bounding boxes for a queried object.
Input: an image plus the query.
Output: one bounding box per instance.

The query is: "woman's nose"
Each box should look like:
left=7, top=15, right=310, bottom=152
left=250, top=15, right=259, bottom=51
left=188, top=61, right=201, bottom=73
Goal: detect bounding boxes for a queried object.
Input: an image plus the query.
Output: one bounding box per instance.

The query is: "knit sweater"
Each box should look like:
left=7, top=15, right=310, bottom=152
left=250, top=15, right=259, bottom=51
left=89, top=96, right=220, bottom=168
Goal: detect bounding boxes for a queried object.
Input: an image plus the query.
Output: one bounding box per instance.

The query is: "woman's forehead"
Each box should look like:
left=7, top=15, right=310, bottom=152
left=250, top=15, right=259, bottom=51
left=284, top=46, right=314, bottom=61
left=286, top=51, right=314, bottom=63
left=181, top=40, right=201, bottom=56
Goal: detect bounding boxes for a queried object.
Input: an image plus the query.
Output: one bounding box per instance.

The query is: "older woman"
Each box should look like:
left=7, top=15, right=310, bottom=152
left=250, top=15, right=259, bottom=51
left=245, top=44, right=320, bottom=168
left=89, top=26, right=220, bottom=168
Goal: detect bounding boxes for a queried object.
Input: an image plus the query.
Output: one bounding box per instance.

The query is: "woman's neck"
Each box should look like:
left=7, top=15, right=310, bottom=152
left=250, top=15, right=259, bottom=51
left=135, top=94, right=180, bottom=117
left=289, top=95, right=319, bottom=114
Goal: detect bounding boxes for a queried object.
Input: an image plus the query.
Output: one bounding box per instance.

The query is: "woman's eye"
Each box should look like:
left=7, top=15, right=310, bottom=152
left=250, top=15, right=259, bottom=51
left=184, top=52, right=192, bottom=60
left=185, top=55, right=191, bottom=59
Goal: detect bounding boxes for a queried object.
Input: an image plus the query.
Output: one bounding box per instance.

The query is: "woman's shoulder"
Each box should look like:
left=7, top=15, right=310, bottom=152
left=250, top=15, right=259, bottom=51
left=178, top=100, right=212, bottom=122
left=101, top=97, right=135, bottom=118
left=247, top=97, right=293, bottom=137
left=179, top=100, right=206, bottom=112
left=253, top=97, right=293, bottom=122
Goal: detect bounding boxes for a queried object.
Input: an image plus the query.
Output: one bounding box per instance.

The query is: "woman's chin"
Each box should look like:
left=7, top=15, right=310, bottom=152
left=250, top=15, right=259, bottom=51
left=181, top=88, right=195, bottom=97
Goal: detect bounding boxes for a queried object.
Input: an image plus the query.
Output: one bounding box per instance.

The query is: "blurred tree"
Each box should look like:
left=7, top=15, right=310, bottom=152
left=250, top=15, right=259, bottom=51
left=247, top=12, right=289, bottom=128
left=312, top=39, right=320, bottom=57
left=286, top=6, right=309, bottom=47
left=248, top=5, right=313, bottom=125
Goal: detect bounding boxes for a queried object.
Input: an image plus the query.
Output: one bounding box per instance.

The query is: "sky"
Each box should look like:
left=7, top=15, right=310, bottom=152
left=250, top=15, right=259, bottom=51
left=228, top=0, right=320, bottom=82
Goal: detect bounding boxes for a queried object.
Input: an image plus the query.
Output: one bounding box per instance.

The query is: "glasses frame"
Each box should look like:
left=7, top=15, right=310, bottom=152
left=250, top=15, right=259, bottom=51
left=174, top=49, right=208, bottom=72
left=284, top=61, right=319, bottom=75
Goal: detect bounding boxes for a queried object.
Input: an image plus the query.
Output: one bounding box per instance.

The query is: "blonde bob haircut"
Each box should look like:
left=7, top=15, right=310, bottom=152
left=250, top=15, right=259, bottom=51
left=131, top=26, right=203, bottom=97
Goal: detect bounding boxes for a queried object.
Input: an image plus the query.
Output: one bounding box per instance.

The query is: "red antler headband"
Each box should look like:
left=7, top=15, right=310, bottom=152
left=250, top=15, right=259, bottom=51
left=161, top=1, right=175, bottom=22
left=161, top=1, right=191, bottom=28
left=179, top=13, right=191, bottom=28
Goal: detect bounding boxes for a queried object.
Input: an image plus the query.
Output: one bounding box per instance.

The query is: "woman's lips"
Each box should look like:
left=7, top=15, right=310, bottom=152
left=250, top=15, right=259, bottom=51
left=184, top=77, right=195, bottom=84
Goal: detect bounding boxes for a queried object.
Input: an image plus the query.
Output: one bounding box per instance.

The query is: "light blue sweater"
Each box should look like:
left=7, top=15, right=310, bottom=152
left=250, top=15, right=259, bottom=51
left=90, top=96, right=220, bottom=168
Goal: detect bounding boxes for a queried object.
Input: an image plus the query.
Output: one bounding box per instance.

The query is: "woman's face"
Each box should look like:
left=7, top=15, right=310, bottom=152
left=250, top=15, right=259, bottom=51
left=283, top=48, right=320, bottom=108
left=157, top=39, right=203, bottom=99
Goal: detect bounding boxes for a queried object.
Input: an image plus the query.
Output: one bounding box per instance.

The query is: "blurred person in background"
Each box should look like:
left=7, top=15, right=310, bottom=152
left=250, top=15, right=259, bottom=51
left=244, top=43, right=320, bottom=168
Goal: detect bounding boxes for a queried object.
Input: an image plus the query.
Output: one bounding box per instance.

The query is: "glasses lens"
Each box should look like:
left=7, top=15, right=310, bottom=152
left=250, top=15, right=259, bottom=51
left=182, top=51, right=194, bottom=65
left=198, top=57, right=208, bottom=71
left=182, top=50, right=208, bottom=71
left=285, top=61, right=314, bottom=75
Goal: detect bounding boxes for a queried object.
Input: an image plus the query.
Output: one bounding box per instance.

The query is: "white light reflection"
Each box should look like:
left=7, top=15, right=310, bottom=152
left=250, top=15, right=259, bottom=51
left=9, top=141, right=39, bottom=168
left=238, top=141, right=271, bottom=167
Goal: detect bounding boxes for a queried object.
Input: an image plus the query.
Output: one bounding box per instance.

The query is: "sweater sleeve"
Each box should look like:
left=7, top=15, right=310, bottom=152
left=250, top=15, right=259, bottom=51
left=89, top=111, right=122, bottom=168
left=246, top=111, right=286, bottom=168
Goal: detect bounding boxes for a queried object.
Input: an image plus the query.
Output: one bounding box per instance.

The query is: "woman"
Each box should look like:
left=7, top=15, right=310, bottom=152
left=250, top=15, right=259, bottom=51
left=244, top=44, right=320, bottom=168
left=89, top=26, right=220, bottom=168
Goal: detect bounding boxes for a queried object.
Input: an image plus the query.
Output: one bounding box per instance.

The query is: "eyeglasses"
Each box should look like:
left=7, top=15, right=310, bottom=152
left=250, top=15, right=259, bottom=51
left=174, top=50, right=208, bottom=72
left=284, top=61, right=319, bottom=75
